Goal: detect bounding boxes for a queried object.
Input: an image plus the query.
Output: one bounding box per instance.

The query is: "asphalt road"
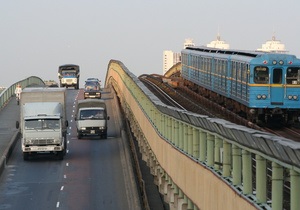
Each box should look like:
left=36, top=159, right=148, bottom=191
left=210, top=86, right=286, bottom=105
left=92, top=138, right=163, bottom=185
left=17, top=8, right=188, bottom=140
left=0, top=88, right=141, bottom=210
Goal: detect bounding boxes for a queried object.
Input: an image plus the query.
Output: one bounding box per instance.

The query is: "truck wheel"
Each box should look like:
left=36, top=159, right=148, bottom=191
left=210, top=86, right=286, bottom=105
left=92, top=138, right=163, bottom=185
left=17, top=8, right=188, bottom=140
left=77, top=133, right=82, bottom=139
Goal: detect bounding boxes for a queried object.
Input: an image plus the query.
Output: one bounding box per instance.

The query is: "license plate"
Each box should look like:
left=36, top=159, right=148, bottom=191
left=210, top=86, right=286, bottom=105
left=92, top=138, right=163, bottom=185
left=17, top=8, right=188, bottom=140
left=37, top=147, right=48, bottom=151
left=90, top=130, right=95, bottom=134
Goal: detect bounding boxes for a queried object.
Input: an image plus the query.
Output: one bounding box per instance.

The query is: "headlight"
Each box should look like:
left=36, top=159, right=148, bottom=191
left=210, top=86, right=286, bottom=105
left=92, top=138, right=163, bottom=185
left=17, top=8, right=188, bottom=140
left=262, top=94, right=267, bottom=99
left=53, top=138, right=61, bottom=144
left=80, top=127, right=86, bottom=130
left=293, top=95, right=298, bottom=100
left=257, top=95, right=262, bottom=99
left=288, top=95, right=293, bottom=100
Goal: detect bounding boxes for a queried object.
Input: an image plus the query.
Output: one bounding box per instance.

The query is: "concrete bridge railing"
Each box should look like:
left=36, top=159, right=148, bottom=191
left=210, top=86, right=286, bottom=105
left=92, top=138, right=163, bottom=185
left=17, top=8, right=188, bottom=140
left=0, top=76, right=45, bottom=109
left=105, top=60, right=300, bottom=210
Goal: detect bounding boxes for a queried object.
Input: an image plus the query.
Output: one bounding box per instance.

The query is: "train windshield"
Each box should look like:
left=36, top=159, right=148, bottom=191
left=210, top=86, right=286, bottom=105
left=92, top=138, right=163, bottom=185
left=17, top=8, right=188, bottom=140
left=254, top=66, right=269, bottom=84
left=286, top=67, right=300, bottom=85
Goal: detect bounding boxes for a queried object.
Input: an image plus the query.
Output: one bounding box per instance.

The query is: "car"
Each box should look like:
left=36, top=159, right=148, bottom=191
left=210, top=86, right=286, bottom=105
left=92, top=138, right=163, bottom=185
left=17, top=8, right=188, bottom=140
left=84, top=80, right=101, bottom=99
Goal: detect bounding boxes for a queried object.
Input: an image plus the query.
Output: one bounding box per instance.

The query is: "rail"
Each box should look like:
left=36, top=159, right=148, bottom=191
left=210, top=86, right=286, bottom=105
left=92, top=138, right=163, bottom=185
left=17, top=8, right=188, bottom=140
left=0, top=76, right=45, bottom=109
left=105, top=60, right=300, bottom=210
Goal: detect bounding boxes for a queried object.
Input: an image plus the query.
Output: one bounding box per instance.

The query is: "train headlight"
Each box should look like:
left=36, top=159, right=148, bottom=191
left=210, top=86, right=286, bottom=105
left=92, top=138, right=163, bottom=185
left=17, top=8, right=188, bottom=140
left=257, top=95, right=262, bottom=99
left=262, top=94, right=267, bottom=99
left=272, top=60, right=277, bottom=65
left=293, top=95, right=298, bottom=100
left=279, top=60, right=284, bottom=65
left=288, top=95, right=293, bottom=100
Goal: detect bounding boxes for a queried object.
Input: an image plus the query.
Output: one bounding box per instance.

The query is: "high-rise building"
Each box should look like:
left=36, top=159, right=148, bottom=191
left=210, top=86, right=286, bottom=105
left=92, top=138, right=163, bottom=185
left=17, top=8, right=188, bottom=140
left=163, top=50, right=181, bottom=75
left=206, top=33, right=230, bottom=49
left=257, top=35, right=288, bottom=53
left=183, top=38, right=195, bottom=49
left=163, top=39, right=195, bottom=74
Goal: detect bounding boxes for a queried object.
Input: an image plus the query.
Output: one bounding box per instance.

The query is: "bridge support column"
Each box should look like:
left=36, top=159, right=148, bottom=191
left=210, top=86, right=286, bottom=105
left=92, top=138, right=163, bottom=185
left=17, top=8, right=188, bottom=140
left=290, top=169, right=300, bottom=210
left=256, top=155, right=267, bottom=203
left=162, top=115, right=166, bottom=137
left=158, top=168, right=165, bottom=195
left=179, top=122, right=184, bottom=150
left=232, top=145, right=242, bottom=186
left=223, top=140, right=231, bottom=177
left=242, top=150, right=252, bottom=195
left=199, top=130, right=207, bottom=162
left=170, top=185, right=179, bottom=210
left=207, top=134, right=215, bottom=167
left=214, top=137, right=222, bottom=170
left=271, top=162, right=283, bottom=210
left=153, top=164, right=160, bottom=186
left=167, top=177, right=173, bottom=204
left=183, top=124, right=188, bottom=152
left=171, top=118, right=175, bottom=145
left=192, top=128, right=199, bottom=158
left=167, top=116, right=172, bottom=141
left=187, top=126, right=193, bottom=156
left=177, top=193, right=188, bottom=210
left=174, top=121, right=179, bottom=147
left=149, top=151, right=156, bottom=175
left=187, top=198, right=194, bottom=210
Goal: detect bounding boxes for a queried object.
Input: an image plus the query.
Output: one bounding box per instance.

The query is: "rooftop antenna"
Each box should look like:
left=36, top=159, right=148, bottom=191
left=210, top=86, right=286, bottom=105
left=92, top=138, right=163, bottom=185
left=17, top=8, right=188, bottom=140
left=272, top=26, right=276, bottom=41
left=217, top=26, right=220, bottom=41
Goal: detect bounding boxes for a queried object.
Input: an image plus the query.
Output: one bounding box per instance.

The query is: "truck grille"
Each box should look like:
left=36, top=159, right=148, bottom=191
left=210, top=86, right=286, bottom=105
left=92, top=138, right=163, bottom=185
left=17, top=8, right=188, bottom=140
left=31, top=138, right=55, bottom=145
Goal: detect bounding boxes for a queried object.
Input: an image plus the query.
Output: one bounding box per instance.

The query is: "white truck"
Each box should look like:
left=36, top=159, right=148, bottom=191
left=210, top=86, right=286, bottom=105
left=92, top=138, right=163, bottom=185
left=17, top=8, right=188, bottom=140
left=58, top=64, right=80, bottom=89
left=16, top=87, right=68, bottom=160
left=75, top=99, right=109, bottom=139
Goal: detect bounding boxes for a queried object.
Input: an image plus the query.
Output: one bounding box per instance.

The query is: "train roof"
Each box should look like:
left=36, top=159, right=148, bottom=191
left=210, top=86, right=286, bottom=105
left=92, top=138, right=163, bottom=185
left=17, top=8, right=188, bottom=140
left=184, top=46, right=267, bottom=58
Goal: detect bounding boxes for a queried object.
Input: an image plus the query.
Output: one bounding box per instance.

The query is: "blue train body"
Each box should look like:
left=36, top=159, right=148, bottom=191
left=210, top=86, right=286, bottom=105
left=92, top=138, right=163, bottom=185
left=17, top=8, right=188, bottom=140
left=181, top=46, right=300, bottom=125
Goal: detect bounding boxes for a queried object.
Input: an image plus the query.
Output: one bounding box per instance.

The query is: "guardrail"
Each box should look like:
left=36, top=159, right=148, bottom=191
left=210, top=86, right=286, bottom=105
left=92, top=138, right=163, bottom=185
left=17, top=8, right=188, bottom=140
left=105, top=60, right=300, bottom=210
left=0, top=76, right=45, bottom=109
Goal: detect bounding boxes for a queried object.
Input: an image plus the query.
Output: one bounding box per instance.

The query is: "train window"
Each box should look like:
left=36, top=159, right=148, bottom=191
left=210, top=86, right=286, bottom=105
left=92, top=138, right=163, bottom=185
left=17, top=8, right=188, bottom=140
left=286, top=67, right=300, bottom=84
left=242, top=63, right=247, bottom=81
left=232, top=62, right=236, bottom=79
left=273, top=68, right=282, bottom=84
left=254, top=66, right=269, bottom=84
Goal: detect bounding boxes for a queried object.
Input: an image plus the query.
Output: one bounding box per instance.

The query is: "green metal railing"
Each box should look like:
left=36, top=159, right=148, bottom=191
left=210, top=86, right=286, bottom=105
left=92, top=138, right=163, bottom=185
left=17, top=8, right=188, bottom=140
left=0, top=76, right=45, bottom=109
left=106, top=60, right=300, bottom=210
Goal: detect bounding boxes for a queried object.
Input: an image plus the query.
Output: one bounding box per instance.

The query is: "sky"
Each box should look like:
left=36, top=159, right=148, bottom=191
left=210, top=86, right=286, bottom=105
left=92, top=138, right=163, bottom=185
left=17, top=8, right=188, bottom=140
left=1, top=0, right=300, bottom=88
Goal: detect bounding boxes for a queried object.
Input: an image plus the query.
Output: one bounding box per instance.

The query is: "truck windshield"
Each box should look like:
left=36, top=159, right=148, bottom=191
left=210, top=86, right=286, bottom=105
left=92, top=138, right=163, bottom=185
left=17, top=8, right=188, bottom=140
left=62, top=70, right=76, bottom=76
left=80, top=110, right=105, bottom=120
left=25, top=119, right=60, bottom=130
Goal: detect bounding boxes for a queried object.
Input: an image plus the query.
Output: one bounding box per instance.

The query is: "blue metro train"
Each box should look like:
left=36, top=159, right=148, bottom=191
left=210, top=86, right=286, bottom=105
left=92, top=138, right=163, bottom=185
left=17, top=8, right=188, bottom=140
left=181, top=46, right=300, bottom=126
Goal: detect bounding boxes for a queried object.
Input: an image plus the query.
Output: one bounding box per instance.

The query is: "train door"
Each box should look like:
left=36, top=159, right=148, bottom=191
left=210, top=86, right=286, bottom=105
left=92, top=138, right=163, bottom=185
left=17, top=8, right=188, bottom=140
left=270, top=68, right=284, bottom=105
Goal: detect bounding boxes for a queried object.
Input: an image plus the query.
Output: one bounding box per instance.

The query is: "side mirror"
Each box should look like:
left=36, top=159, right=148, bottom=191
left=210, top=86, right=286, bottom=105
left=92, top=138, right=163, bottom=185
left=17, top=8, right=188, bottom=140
left=16, top=121, right=19, bottom=129
left=107, top=116, right=110, bottom=120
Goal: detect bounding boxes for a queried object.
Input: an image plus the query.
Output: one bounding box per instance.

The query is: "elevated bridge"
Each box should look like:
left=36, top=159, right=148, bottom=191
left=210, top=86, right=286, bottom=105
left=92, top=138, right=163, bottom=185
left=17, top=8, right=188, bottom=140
left=105, top=60, right=300, bottom=210
left=1, top=62, right=300, bottom=210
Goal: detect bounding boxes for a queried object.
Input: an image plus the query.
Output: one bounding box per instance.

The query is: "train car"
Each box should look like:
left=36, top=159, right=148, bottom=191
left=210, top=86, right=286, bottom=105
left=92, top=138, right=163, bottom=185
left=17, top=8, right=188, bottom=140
left=181, top=46, right=300, bottom=126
